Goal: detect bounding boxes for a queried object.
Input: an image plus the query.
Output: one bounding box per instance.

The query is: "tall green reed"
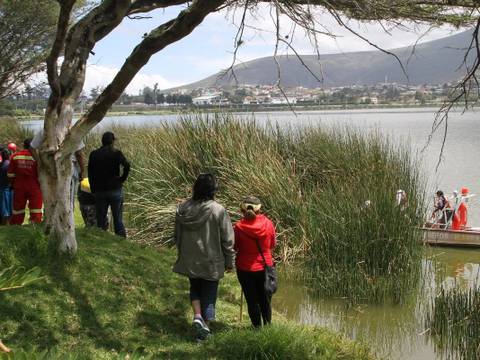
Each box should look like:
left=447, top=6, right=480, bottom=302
left=426, top=284, right=480, bottom=360
left=83, top=114, right=427, bottom=303
left=0, top=118, right=31, bottom=145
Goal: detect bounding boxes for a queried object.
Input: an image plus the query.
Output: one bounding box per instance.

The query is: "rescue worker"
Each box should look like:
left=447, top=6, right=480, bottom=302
left=7, top=142, right=16, bottom=156
left=7, top=138, right=43, bottom=224
left=396, top=189, right=408, bottom=211
left=458, top=187, right=469, bottom=229
left=431, top=190, right=451, bottom=229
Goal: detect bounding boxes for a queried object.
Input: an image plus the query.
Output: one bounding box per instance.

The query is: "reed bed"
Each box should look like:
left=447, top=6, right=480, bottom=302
left=98, top=113, right=425, bottom=303
left=426, top=284, right=480, bottom=360
left=3, top=114, right=424, bottom=303
left=0, top=117, right=31, bottom=145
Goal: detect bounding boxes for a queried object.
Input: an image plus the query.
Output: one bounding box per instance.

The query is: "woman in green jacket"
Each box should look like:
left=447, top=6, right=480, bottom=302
left=173, top=173, right=235, bottom=341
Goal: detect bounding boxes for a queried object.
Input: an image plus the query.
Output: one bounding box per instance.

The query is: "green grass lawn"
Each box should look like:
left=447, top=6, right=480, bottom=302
left=0, top=226, right=374, bottom=359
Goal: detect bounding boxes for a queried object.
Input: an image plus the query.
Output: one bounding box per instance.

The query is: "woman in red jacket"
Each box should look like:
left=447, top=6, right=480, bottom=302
left=234, top=196, right=276, bottom=327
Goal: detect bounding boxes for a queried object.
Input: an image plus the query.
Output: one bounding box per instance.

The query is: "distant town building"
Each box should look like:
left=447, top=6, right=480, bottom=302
left=270, top=97, right=297, bottom=105
left=192, top=93, right=229, bottom=106
left=192, top=94, right=221, bottom=105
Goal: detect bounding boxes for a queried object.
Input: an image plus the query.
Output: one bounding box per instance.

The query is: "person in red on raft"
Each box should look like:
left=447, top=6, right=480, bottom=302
left=7, top=138, right=42, bottom=224
left=234, top=196, right=276, bottom=328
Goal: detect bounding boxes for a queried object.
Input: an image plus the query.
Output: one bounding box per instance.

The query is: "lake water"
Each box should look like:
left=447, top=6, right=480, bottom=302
left=26, top=108, right=480, bottom=358
left=24, top=107, right=480, bottom=224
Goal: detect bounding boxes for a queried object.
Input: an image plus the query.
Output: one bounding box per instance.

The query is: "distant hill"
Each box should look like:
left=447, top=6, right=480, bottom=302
left=174, top=30, right=473, bottom=90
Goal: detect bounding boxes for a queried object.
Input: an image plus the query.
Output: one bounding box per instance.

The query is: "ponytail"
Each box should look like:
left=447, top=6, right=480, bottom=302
left=240, top=196, right=262, bottom=220
left=244, top=208, right=257, bottom=220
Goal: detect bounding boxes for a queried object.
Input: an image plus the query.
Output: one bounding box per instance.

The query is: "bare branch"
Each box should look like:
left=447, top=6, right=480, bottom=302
left=59, top=0, right=132, bottom=102
left=217, top=0, right=250, bottom=86
left=327, top=8, right=410, bottom=83
left=271, top=3, right=296, bottom=114
left=128, top=0, right=189, bottom=15
left=424, top=18, right=480, bottom=169
left=46, top=0, right=75, bottom=104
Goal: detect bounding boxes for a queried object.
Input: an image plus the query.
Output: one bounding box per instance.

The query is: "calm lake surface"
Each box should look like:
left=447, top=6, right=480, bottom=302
left=26, top=108, right=480, bottom=359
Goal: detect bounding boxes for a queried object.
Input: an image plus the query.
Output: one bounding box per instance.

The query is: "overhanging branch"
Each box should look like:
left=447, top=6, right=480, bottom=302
left=128, top=0, right=189, bottom=15
left=62, top=0, right=226, bottom=157
left=58, top=0, right=132, bottom=101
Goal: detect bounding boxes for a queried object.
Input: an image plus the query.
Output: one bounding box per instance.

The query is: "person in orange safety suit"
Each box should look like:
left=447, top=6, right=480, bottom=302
left=7, top=138, right=42, bottom=224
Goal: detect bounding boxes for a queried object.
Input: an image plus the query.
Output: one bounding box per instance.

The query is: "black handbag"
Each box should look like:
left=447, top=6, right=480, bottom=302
left=253, top=236, right=277, bottom=296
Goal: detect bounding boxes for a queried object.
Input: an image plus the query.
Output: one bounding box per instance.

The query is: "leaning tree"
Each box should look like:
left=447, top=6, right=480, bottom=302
left=40, top=0, right=479, bottom=254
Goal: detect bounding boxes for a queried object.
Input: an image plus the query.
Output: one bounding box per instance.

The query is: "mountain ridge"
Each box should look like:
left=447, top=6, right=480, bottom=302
left=172, top=30, right=473, bottom=91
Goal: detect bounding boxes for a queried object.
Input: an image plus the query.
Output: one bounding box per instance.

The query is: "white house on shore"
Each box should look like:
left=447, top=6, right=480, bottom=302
left=270, top=97, right=297, bottom=105
left=192, top=94, right=228, bottom=105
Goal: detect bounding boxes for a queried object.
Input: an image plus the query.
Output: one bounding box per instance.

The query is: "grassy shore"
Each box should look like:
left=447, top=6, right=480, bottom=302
left=0, top=225, right=373, bottom=359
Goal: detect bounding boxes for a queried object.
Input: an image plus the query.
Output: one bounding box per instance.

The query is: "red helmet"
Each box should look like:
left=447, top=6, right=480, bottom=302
left=7, top=142, right=16, bottom=152
left=461, top=187, right=469, bottom=196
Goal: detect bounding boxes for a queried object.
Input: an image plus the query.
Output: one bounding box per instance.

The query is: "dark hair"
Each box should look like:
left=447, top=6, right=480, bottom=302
left=436, top=190, right=444, bottom=197
left=102, top=131, right=115, bottom=146
left=23, top=138, right=32, bottom=149
left=192, top=173, right=218, bottom=201
left=244, top=206, right=257, bottom=220
left=0, top=146, right=8, bottom=160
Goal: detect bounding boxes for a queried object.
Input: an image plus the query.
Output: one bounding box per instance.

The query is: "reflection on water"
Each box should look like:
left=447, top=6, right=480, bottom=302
left=274, top=247, right=480, bottom=359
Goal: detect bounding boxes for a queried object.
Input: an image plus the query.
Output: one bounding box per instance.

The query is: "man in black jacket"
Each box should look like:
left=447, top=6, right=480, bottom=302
left=88, top=131, right=130, bottom=237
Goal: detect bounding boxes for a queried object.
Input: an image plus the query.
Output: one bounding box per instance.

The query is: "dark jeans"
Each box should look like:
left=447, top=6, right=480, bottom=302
left=237, top=270, right=272, bottom=327
left=189, top=278, right=219, bottom=321
left=94, top=188, right=126, bottom=237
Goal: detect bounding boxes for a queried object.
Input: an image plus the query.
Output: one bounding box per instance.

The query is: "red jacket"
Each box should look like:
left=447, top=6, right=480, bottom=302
left=234, top=214, right=276, bottom=272
left=7, top=149, right=40, bottom=189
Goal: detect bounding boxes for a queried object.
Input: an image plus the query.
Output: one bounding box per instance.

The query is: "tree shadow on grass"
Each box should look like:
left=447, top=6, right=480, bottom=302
left=49, top=267, right=123, bottom=351
left=136, top=310, right=192, bottom=341
left=0, top=297, right=58, bottom=349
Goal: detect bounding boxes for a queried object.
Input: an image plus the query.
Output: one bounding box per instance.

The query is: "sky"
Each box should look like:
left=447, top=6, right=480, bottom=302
left=83, top=4, right=467, bottom=95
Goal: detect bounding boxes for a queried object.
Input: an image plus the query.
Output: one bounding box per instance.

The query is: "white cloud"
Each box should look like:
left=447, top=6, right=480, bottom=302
left=84, top=64, right=183, bottom=95
left=222, top=4, right=465, bottom=56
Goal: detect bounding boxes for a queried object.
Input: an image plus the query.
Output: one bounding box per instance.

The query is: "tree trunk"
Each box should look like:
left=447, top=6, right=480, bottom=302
left=38, top=151, right=76, bottom=255
left=39, top=103, right=78, bottom=255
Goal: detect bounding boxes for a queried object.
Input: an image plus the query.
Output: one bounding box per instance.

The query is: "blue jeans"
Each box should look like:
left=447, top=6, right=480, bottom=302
left=0, top=187, right=12, bottom=218
left=94, top=189, right=126, bottom=237
left=189, top=278, right=219, bottom=321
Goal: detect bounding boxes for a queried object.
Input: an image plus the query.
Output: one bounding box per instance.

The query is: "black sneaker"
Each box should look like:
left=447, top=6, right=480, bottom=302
left=192, top=317, right=210, bottom=340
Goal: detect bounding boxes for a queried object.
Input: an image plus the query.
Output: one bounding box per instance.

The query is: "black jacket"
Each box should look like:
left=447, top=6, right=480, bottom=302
left=88, top=145, right=130, bottom=193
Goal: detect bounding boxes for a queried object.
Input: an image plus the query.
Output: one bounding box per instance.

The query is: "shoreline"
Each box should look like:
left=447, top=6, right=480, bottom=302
left=3, top=103, right=470, bottom=122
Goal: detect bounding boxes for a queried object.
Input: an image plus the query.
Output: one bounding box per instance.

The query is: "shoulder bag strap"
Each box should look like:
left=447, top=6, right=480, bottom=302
left=240, top=229, right=268, bottom=268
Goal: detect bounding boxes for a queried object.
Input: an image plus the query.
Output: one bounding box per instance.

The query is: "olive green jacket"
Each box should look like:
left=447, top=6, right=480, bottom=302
left=172, top=199, right=235, bottom=281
